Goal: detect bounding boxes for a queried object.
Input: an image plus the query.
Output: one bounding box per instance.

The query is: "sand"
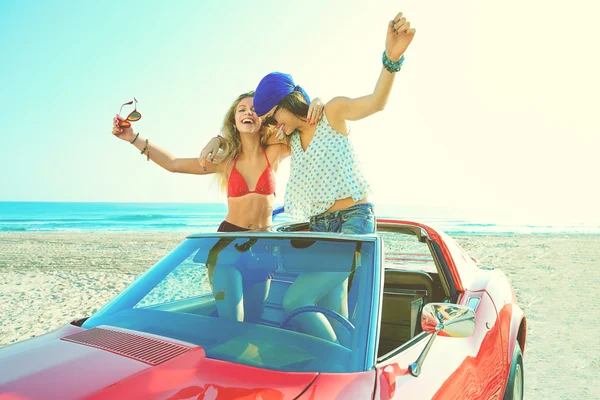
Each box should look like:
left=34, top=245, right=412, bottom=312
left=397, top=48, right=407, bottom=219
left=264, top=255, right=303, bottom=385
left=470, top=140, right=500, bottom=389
left=1, top=232, right=599, bottom=399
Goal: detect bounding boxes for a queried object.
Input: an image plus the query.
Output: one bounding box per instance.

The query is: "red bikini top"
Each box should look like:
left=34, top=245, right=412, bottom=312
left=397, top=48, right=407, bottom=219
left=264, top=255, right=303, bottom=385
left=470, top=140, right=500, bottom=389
left=227, top=150, right=276, bottom=198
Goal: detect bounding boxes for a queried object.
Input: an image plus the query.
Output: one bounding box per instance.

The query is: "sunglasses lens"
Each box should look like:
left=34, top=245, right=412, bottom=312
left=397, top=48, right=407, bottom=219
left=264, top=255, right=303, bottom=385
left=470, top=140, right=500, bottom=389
left=118, top=120, right=132, bottom=128
left=128, top=111, right=142, bottom=121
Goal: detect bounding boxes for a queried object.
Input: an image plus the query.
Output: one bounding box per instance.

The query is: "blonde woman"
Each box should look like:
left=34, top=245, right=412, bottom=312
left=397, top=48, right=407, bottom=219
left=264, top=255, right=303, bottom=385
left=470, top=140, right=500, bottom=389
left=111, top=92, right=323, bottom=322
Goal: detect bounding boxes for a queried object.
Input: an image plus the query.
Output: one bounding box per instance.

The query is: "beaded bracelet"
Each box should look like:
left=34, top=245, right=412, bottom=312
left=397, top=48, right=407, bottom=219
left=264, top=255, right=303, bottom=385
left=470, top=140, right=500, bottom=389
left=130, top=132, right=140, bottom=144
left=141, top=139, right=150, bottom=161
left=382, top=51, right=405, bottom=73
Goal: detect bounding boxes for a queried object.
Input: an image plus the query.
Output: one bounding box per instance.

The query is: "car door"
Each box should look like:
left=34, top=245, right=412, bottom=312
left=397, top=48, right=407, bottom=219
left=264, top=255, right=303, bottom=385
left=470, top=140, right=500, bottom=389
left=373, top=291, right=505, bottom=399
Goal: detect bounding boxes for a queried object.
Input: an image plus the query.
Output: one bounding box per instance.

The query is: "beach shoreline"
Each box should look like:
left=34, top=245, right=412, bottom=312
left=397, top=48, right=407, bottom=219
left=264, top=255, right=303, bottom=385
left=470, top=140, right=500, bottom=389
left=1, top=231, right=598, bottom=398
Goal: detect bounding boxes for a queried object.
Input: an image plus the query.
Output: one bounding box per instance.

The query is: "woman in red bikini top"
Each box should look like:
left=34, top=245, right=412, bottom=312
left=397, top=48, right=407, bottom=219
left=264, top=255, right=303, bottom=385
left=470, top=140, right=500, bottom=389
left=212, top=92, right=293, bottom=232
left=228, top=150, right=276, bottom=198
left=112, top=91, right=323, bottom=232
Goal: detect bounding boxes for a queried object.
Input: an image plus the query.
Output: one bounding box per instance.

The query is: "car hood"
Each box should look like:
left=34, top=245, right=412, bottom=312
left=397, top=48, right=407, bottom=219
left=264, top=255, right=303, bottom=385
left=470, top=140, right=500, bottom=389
left=0, top=325, right=318, bottom=400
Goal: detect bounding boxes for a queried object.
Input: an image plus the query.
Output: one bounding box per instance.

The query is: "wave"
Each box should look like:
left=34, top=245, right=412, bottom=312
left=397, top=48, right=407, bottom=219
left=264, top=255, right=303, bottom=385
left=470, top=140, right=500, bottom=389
left=2, top=202, right=599, bottom=234
left=0, top=215, right=221, bottom=225
left=0, top=215, right=177, bottom=224
left=454, top=223, right=497, bottom=227
left=0, top=227, right=28, bottom=232
left=0, top=223, right=222, bottom=232
left=112, top=214, right=176, bottom=221
left=0, top=218, right=101, bottom=223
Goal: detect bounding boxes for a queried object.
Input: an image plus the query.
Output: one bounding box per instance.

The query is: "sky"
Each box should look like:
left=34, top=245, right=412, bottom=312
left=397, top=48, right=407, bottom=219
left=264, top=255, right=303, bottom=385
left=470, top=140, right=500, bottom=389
left=0, top=0, right=599, bottom=226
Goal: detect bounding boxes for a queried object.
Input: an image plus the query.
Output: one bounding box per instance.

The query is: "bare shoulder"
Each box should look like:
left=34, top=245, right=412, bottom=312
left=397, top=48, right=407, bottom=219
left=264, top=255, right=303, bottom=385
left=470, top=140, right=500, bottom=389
left=324, top=99, right=350, bottom=135
left=265, top=143, right=290, bottom=166
left=218, top=158, right=233, bottom=179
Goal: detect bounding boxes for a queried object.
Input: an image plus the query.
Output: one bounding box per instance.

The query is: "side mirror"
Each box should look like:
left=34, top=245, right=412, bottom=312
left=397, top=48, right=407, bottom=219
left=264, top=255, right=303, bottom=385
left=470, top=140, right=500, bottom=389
left=409, top=303, right=475, bottom=377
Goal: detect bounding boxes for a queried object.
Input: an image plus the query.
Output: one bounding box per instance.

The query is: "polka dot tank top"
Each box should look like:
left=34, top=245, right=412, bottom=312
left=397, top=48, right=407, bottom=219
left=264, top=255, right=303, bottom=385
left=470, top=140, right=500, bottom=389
left=285, top=113, right=371, bottom=220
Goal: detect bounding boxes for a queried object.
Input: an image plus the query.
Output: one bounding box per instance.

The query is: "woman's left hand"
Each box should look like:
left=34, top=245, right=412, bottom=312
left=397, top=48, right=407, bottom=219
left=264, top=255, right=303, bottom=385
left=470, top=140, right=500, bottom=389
left=386, top=12, right=416, bottom=62
left=307, top=97, right=324, bottom=126
left=198, top=136, right=221, bottom=171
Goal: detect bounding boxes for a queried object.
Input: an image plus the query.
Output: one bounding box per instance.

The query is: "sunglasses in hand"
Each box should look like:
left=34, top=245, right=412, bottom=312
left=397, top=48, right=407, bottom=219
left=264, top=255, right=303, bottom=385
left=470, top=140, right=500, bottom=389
left=117, top=97, right=142, bottom=128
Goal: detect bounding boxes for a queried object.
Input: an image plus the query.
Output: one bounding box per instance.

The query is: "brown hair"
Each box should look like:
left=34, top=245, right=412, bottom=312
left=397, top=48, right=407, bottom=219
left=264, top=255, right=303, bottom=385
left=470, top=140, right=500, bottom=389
left=277, top=91, right=310, bottom=121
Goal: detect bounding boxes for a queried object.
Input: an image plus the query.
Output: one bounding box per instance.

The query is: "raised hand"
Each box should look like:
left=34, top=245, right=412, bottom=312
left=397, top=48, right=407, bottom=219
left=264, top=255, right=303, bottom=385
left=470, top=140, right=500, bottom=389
left=307, top=97, right=325, bottom=126
left=386, top=12, right=416, bottom=62
left=198, top=136, right=222, bottom=171
left=112, top=115, right=136, bottom=143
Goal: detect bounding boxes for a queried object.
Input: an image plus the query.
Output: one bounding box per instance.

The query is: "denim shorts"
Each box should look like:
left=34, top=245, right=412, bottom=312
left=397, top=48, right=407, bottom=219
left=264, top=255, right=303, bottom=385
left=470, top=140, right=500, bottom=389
left=309, top=203, right=376, bottom=234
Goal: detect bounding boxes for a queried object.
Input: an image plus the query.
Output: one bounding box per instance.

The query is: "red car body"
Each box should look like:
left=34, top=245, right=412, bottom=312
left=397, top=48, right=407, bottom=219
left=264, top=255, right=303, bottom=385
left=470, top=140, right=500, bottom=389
left=0, top=220, right=526, bottom=399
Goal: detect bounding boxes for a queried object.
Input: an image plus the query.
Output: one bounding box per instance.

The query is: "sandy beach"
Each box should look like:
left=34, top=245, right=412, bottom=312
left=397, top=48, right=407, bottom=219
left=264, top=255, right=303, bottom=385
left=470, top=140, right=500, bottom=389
left=1, top=232, right=598, bottom=399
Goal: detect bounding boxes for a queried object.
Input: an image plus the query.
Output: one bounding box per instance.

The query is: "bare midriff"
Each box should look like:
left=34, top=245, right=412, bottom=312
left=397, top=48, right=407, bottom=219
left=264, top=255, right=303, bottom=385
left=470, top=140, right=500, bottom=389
left=325, top=196, right=369, bottom=213
left=225, top=193, right=274, bottom=230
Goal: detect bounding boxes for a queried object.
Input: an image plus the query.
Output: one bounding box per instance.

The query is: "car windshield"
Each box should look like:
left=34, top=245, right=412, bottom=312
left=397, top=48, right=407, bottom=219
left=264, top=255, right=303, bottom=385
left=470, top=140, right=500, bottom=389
left=83, top=235, right=377, bottom=373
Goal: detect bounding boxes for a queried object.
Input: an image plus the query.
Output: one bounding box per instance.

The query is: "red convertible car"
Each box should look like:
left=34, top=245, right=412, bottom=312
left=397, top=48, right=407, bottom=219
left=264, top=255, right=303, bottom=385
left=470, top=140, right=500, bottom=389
left=0, top=220, right=525, bottom=399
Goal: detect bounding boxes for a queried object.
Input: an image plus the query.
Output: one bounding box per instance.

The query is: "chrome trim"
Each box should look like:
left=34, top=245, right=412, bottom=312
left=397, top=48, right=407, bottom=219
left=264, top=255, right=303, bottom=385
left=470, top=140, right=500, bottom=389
left=377, top=331, right=429, bottom=363
left=409, top=303, right=476, bottom=377
left=364, top=237, right=384, bottom=370
left=426, top=239, right=452, bottom=298
left=514, top=362, right=523, bottom=399
left=467, top=297, right=481, bottom=312
left=275, top=220, right=434, bottom=237
left=186, top=231, right=379, bottom=242
left=376, top=222, right=426, bottom=239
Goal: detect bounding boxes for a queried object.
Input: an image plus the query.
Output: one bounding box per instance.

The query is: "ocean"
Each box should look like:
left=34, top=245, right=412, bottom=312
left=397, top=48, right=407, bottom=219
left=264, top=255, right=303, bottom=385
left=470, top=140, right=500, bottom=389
left=0, top=202, right=599, bottom=235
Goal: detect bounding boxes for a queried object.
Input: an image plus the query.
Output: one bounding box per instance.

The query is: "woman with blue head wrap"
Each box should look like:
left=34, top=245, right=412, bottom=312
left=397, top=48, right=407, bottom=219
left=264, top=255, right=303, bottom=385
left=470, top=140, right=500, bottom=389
left=202, top=11, right=416, bottom=342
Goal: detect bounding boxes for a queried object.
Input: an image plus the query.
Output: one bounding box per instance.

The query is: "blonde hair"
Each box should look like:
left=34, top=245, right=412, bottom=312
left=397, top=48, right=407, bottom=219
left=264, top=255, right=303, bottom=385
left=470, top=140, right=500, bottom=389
left=215, top=91, right=272, bottom=193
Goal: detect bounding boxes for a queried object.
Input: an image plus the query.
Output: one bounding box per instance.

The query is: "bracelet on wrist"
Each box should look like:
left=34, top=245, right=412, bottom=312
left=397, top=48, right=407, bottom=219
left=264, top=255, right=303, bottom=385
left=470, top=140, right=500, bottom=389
left=382, top=51, right=405, bottom=73
left=141, top=138, right=150, bottom=161
left=131, top=132, right=140, bottom=144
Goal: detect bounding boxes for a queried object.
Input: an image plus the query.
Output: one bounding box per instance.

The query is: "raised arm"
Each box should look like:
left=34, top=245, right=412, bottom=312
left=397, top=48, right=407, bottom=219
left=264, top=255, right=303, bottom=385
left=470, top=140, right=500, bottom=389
left=326, top=12, right=416, bottom=133
left=112, top=116, right=221, bottom=175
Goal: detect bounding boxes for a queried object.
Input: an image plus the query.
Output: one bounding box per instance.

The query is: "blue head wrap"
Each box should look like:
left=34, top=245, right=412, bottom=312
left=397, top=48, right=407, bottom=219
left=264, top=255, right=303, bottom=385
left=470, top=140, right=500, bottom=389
left=253, top=72, right=311, bottom=116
